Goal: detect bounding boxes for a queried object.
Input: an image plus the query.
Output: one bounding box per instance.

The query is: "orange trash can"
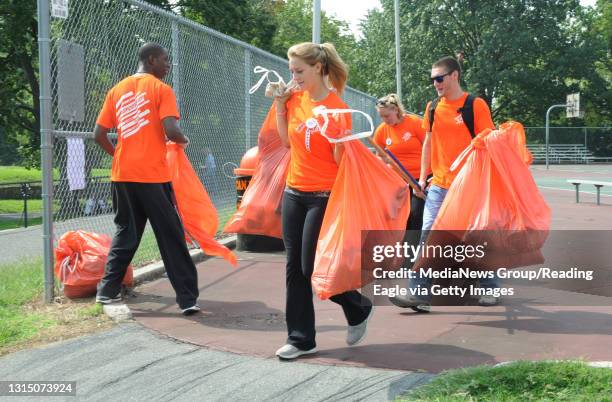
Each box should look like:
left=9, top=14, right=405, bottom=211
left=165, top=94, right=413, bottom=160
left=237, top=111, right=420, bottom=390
left=234, top=146, right=285, bottom=252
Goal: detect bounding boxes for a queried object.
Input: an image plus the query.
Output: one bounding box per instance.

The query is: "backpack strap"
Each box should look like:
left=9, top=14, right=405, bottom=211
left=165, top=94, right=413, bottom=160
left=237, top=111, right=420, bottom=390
left=429, top=94, right=477, bottom=138
left=428, top=97, right=441, bottom=133
left=458, top=94, right=476, bottom=138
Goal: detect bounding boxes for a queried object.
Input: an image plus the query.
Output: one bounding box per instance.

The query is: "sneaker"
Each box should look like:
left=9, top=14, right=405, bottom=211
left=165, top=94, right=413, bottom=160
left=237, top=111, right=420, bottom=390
left=95, top=295, right=122, bottom=304
left=275, top=344, right=317, bottom=360
left=347, top=305, right=375, bottom=346
left=181, top=305, right=201, bottom=316
left=388, top=295, right=431, bottom=313
left=478, top=295, right=501, bottom=306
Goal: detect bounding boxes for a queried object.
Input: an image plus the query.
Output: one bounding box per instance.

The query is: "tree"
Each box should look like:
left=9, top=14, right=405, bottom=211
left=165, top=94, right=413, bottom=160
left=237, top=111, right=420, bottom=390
left=358, top=0, right=608, bottom=127
left=352, top=7, right=401, bottom=101
left=267, top=0, right=363, bottom=90
left=176, top=0, right=278, bottom=51
left=0, top=0, right=39, bottom=167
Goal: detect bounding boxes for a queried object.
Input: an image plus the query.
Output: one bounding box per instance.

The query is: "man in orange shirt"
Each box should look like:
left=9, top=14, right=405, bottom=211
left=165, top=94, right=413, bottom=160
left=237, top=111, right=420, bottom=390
left=93, top=43, right=200, bottom=315
left=389, top=56, right=500, bottom=311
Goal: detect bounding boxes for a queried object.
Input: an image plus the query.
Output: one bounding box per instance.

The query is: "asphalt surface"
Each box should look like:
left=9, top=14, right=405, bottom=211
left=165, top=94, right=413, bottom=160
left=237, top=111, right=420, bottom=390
left=0, top=324, right=434, bottom=401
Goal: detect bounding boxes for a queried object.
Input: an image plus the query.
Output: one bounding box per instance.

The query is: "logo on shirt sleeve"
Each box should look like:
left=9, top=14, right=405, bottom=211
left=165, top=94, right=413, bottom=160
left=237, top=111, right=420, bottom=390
left=116, top=91, right=151, bottom=139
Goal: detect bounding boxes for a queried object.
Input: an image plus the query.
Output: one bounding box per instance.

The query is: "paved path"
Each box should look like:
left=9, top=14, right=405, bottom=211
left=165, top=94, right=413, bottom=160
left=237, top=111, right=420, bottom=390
left=128, top=186, right=612, bottom=373
left=0, top=324, right=433, bottom=401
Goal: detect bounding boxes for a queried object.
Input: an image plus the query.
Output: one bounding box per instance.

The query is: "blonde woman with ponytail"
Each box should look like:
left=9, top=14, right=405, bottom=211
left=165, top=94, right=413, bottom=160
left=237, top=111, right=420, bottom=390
left=273, top=42, right=374, bottom=360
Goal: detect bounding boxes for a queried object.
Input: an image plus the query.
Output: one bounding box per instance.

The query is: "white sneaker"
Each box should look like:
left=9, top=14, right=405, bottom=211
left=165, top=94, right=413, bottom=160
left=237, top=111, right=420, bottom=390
left=346, top=305, right=375, bottom=346
left=275, top=344, right=317, bottom=360
left=181, top=305, right=201, bottom=316
left=95, top=295, right=122, bottom=304
left=479, top=295, right=501, bottom=306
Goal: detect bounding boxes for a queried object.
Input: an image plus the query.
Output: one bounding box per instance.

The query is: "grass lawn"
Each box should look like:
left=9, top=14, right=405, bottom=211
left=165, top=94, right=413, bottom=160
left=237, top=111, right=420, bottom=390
left=0, top=199, right=44, bottom=214
left=131, top=229, right=162, bottom=267
left=0, top=166, right=58, bottom=183
left=0, top=217, right=43, bottom=231
left=0, top=258, right=112, bottom=356
left=402, top=361, right=612, bottom=401
left=0, top=166, right=110, bottom=184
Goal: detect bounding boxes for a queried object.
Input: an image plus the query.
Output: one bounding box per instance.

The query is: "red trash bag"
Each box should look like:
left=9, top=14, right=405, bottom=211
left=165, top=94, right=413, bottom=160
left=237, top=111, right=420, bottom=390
left=432, top=121, right=550, bottom=268
left=54, top=230, right=133, bottom=299
left=224, top=102, right=290, bottom=238
left=167, top=143, right=237, bottom=266
left=312, top=140, right=411, bottom=299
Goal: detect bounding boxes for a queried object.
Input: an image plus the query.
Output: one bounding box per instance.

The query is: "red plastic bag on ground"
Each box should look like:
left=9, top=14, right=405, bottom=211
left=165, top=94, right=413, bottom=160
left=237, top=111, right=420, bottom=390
left=432, top=121, right=550, bottom=268
left=312, top=140, right=411, bottom=299
left=167, top=143, right=237, bottom=266
left=54, top=230, right=133, bottom=299
left=223, top=102, right=290, bottom=238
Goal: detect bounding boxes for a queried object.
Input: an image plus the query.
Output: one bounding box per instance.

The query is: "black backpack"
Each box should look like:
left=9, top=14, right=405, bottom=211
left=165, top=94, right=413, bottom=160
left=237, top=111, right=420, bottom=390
left=428, top=94, right=476, bottom=138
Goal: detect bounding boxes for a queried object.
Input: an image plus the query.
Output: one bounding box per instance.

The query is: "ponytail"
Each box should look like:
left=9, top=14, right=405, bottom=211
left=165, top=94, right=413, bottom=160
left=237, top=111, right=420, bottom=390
left=288, top=42, right=348, bottom=94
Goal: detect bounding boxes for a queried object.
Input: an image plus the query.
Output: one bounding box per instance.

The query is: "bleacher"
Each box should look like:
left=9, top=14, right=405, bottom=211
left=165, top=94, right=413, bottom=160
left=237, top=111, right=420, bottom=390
left=527, top=144, right=596, bottom=164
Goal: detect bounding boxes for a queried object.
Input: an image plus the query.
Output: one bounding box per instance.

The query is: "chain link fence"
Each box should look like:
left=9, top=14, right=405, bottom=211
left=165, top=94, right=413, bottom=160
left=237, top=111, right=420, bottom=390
left=37, top=0, right=380, bottom=267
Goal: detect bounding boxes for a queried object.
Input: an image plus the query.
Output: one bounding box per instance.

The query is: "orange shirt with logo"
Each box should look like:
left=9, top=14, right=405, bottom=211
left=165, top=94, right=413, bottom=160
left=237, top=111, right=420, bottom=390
left=285, top=91, right=351, bottom=192
left=423, top=93, right=494, bottom=189
left=374, top=114, right=426, bottom=179
left=96, top=73, right=179, bottom=183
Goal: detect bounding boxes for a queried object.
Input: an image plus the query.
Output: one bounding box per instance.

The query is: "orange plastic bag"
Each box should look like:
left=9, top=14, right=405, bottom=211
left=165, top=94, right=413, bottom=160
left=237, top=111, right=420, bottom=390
left=223, top=102, right=290, bottom=238
left=432, top=121, right=550, bottom=268
left=312, top=140, right=411, bottom=299
left=54, top=230, right=133, bottom=299
left=167, top=143, right=237, bottom=266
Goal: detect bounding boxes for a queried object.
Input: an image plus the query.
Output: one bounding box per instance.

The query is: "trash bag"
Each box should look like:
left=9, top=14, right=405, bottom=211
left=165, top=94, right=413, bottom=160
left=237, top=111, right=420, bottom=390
left=223, top=102, right=290, bottom=238
left=312, top=138, right=411, bottom=300
left=431, top=121, right=550, bottom=268
left=54, top=230, right=133, bottom=299
left=167, top=143, right=237, bottom=266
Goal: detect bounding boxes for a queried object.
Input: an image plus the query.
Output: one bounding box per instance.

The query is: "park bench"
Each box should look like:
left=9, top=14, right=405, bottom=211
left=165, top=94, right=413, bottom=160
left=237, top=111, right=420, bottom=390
left=567, top=179, right=612, bottom=205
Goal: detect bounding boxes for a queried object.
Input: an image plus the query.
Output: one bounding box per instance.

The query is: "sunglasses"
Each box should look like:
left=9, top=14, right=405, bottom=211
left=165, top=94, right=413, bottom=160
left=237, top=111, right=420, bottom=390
left=376, top=98, right=397, bottom=107
left=431, top=71, right=453, bottom=84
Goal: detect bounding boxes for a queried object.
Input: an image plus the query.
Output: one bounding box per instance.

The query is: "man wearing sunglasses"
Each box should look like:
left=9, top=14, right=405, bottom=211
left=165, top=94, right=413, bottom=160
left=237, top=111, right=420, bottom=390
left=389, top=56, right=501, bottom=312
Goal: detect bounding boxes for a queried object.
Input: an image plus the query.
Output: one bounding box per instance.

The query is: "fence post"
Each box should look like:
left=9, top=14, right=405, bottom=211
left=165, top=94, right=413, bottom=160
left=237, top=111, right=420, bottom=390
left=171, top=21, right=181, bottom=111
left=21, top=183, right=31, bottom=228
left=545, top=104, right=567, bottom=170
left=244, top=49, right=251, bottom=152
left=37, top=0, right=55, bottom=302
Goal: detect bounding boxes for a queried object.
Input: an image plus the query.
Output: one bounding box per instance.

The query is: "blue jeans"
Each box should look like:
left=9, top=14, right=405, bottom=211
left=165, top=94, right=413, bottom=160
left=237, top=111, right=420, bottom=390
left=409, top=185, right=499, bottom=301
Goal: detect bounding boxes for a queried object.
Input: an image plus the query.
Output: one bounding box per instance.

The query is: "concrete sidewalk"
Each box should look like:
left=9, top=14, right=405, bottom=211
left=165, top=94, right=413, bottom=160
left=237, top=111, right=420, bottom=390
left=0, top=324, right=434, bottom=401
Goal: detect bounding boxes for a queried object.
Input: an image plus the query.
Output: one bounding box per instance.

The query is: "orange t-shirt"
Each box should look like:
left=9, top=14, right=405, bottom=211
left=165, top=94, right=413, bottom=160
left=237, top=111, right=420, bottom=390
left=423, top=93, right=494, bottom=189
left=373, top=114, right=426, bottom=179
left=285, top=91, right=351, bottom=192
left=96, top=73, right=179, bottom=183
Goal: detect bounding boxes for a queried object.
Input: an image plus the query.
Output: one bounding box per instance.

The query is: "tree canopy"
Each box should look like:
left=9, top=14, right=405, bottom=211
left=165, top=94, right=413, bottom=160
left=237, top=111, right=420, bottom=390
left=0, top=0, right=609, bottom=166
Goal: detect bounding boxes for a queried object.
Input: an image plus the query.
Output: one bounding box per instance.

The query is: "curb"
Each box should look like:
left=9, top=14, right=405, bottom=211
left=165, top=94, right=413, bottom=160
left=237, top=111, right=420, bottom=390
left=103, top=235, right=236, bottom=322
left=133, top=236, right=236, bottom=285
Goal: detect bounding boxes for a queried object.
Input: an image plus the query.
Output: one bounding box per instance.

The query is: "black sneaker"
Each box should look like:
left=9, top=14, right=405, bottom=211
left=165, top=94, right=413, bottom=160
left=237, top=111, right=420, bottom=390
left=95, top=295, right=122, bottom=304
left=181, top=305, right=201, bottom=316
left=388, top=295, right=431, bottom=313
